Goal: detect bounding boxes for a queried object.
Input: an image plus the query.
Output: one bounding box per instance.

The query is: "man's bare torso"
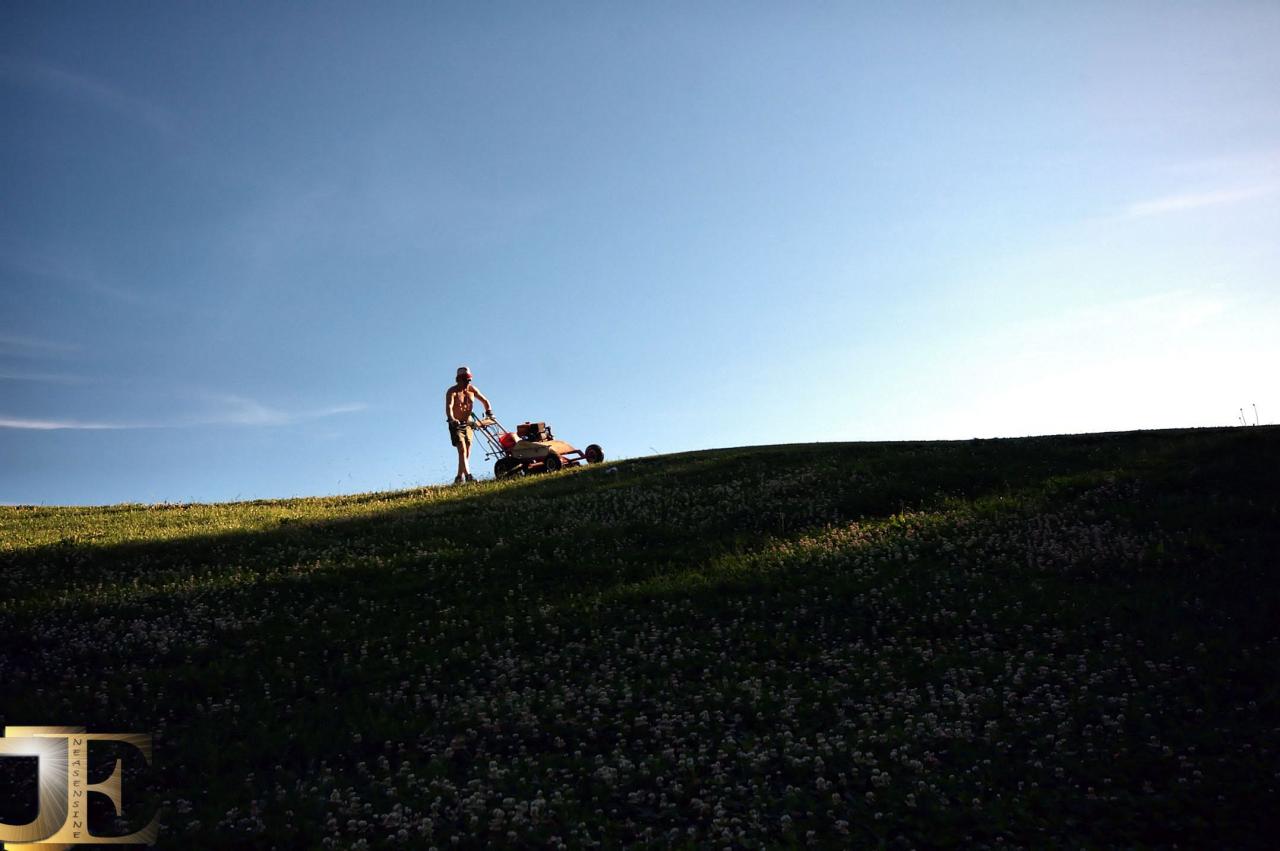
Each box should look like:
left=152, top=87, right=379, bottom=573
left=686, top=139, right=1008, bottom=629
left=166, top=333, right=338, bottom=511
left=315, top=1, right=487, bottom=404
left=446, top=384, right=477, bottom=421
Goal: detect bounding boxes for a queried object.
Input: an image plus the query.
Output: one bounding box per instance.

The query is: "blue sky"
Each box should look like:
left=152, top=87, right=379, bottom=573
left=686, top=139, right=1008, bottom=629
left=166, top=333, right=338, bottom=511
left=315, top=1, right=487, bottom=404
left=2, top=2, right=1278, bottom=505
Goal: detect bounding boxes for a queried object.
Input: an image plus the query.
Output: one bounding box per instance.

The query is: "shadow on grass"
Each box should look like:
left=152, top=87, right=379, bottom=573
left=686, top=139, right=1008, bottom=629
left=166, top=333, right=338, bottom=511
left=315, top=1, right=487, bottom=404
left=2, top=428, right=1279, bottom=851
left=2, top=426, right=1276, bottom=618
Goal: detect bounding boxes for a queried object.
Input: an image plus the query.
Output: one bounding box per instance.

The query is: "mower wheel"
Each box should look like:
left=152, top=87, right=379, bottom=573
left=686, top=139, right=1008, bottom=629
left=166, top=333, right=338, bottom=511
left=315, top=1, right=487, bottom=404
left=543, top=451, right=563, bottom=473
left=494, top=457, right=522, bottom=479
left=585, top=444, right=604, bottom=464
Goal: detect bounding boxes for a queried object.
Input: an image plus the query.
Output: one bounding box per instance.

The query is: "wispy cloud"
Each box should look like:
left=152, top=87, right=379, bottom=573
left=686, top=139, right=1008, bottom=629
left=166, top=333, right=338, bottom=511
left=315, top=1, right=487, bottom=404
left=0, top=395, right=366, bottom=431
left=984, top=289, right=1235, bottom=372
left=1124, top=185, right=1276, bottom=218
left=193, top=393, right=368, bottom=427
left=1011, top=290, right=1234, bottom=344
left=0, top=249, right=155, bottom=307
left=0, top=56, right=175, bottom=136
left=0, top=370, right=90, bottom=384
left=1068, top=290, right=1229, bottom=333
left=0, top=333, right=80, bottom=357
left=0, top=416, right=121, bottom=431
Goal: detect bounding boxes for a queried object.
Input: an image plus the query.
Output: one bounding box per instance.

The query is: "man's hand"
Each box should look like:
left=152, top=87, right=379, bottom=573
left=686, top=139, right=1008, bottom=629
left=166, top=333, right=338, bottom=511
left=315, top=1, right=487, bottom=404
left=485, top=410, right=494, bottom=419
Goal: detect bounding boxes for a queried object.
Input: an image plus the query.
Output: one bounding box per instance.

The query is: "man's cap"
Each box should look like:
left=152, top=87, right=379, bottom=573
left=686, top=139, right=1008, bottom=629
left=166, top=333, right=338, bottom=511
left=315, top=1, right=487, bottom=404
left=456, top=366, right=473, bottom=379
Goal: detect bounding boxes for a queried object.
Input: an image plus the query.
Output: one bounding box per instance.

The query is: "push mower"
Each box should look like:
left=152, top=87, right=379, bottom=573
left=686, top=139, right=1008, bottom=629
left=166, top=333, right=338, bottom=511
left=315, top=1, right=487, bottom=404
left=469, top=411, right=604, bottom=479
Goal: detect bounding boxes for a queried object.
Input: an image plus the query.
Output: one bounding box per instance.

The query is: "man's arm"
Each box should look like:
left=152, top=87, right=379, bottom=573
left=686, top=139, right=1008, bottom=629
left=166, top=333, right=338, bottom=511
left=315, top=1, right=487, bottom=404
left=444, top=388, right=456, bottom=423
left=471, top=387, right=492, bottom=415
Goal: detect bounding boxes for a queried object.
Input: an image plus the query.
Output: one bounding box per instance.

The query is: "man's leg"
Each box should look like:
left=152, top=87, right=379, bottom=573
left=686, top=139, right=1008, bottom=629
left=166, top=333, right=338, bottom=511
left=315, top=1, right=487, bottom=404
left=455, top=442, right=467, bottom=482
left=462, top=436, right=475, bottom=481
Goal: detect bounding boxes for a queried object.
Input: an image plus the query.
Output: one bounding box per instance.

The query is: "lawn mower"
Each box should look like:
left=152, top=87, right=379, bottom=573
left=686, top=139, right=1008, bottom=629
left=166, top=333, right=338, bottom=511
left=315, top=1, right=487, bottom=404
left=469, top=411, right=604, bottom=478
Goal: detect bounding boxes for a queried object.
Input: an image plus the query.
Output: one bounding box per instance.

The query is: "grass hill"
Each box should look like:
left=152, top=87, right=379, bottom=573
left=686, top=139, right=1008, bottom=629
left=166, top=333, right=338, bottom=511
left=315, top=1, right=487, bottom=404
left=2, top=427, right=1278, bottom=849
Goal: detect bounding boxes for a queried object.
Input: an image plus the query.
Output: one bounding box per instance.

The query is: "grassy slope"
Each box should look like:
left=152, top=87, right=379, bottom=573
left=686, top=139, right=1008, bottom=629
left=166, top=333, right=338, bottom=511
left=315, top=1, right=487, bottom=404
left=1, top=427, right=1278, bottom=849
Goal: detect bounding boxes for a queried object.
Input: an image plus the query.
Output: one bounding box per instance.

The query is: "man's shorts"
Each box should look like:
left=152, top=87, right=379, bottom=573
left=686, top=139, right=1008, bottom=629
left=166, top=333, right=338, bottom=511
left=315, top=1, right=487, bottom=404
left=449, top=422, right=472, bottom=448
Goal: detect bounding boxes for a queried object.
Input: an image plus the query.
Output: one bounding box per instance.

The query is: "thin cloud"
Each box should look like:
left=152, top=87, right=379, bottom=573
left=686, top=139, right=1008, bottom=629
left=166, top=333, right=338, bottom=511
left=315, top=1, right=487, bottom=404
left=0, top=416, right=120, bottom=430
left=195, top=393, right=368, bottom=427
left=1071, top=290, right=1229, bottom=333
left=978, top=289, right=1235, bottom=376
left=1023, top=290, right=1232, bottom=340
left=1124, top=186, right=1276, bottom=218
left=0, top=396, right=366, bottom=431
left=0, top=57, right=176, bottom=136
left=0, top=370, right=90, bottom=384
left=0, top=250, right=155, bottom=307
left=0, top=333, right=80, bottom=356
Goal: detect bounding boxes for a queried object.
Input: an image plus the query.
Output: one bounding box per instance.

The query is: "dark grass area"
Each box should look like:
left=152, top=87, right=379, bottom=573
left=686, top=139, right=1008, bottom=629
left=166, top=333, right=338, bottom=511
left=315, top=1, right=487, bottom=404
left=1, top=426, right=1278, bottom=848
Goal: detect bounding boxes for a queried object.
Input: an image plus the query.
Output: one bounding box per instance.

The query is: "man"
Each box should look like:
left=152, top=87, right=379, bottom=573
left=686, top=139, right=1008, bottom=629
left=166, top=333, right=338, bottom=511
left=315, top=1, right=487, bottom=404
left=445, top=366, right=492, bottom=484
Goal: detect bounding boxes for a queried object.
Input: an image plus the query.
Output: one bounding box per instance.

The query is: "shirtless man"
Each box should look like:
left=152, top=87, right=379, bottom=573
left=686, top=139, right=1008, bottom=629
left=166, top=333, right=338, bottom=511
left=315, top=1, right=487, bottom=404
left=444, top=366, right=492, bottom=484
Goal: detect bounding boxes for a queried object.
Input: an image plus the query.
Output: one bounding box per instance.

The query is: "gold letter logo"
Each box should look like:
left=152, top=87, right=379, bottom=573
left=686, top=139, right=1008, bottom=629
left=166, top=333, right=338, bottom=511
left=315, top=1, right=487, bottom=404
left=0, top=726, right=159, bottom=848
